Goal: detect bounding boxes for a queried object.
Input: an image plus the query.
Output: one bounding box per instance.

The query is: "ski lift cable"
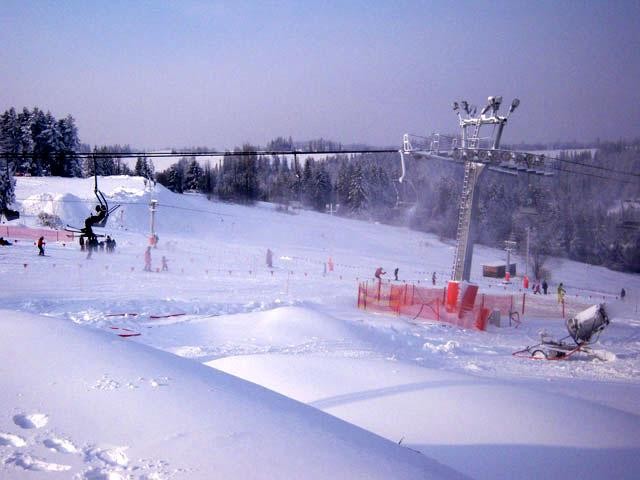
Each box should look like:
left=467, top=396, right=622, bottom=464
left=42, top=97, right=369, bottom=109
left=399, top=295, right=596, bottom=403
left=3, top=147, right=637, bottom=183
left=13, top=197, right=236, bottom=217
left=547, top=154, right=640, bottom=177
left=549, top=165, right=638, bottom=184
left=1, top=148, right=400, bottom=159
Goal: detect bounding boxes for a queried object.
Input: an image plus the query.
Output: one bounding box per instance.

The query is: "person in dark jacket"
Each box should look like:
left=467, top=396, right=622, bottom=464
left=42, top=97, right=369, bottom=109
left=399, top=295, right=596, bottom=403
left=542, top=279, right=548, bottom=295
left=394, top=268, right=399, bottom=281
left=37, top=236, right=45, bottom=256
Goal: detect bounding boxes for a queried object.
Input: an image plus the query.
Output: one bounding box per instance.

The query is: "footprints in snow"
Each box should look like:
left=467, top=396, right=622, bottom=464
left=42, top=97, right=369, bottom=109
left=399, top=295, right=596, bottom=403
left=2, top=413, right=74, bottom=473
left=1, top=412, right=173, bottom=478
left=5, top=452, right=72, bottom=472
left=13, top=412, right=49, bottom=429
left=43, top=436, right=79, bottom=453
left=0, top=433, right=26, bottom=447
left=92, top=374, right=171, bottom=391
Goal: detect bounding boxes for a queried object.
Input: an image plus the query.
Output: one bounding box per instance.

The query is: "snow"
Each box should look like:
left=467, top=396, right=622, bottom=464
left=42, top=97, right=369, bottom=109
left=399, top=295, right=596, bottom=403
left=1, top=175, right=639, bottom=479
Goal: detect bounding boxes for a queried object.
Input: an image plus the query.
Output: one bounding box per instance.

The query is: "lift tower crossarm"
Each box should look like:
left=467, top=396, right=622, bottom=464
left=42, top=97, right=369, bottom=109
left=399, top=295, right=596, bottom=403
left=401, top=96, right=553, bottom=282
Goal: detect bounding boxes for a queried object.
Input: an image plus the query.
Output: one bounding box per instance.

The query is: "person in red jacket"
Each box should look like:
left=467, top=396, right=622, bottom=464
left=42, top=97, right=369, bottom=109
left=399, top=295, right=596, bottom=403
left=374, top=267, right=386, bottom=280
left=37, top=236, right=45, bottom=256
left=144, top=246, right=152, bottom=271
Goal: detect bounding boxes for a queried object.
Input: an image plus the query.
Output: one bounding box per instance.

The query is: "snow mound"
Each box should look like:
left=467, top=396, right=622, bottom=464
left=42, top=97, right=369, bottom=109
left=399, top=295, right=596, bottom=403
left=0, top=310, right=455, bottom=479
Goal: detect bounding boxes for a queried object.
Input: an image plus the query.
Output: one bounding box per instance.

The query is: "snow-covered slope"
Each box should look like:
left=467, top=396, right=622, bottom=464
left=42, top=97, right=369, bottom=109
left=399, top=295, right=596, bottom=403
left=1, top=176, right=639, bottom=479
left=0, top=311, right=454, bottom=480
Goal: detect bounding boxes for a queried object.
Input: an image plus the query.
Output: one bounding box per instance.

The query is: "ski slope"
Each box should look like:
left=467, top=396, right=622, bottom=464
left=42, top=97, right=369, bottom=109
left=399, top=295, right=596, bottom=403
left=1, top=176, right=639, bottom=479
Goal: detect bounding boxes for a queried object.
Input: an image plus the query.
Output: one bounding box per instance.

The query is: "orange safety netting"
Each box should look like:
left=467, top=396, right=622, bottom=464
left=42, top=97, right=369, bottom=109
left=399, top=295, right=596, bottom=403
left=357, top=281, right=490, bottom=331
left=358, top=280, right=591, bottom=327
left=0, top=226, right=74, bottom=243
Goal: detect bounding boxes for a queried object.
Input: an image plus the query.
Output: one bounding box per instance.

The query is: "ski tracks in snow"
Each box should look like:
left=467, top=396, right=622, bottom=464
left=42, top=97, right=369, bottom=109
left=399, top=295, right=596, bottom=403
left=1, top=411, right=179, bottom=479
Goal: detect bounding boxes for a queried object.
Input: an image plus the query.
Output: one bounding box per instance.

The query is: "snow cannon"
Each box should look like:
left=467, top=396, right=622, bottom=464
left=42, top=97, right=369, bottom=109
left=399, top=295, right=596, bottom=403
left=566, top=303, right=609, bottom=345
left=513, top=303, right=611, bottom=361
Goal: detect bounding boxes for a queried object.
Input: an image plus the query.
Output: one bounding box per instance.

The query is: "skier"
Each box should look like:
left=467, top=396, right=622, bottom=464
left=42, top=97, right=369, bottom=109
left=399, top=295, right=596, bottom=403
left=161, top=256, right=168, bottom=271
left=144, top=246, right=152, bottom=272
left=394, top=267, right=399, bottom=281
left=86, top=237, right=98, bottom=259
left=621, top=288, right=626, bottom=300
left=79, top=235, right=85, bottom=251
left=0, top=237, right=12, bottom=246
left=432, top=271, right=437, bottom=286
left=82, top=205, right=107, bottom=241
left=374, top=267, right=386, bottom=280
left=37, top=236, right=45, bottom=256
left=542, top=279, right=548, bottom=295
left=266, top=248, right=273, bottom=268
left=557, top=282, right=566, bottom=304
left=533, top=281, right=541, bottom=294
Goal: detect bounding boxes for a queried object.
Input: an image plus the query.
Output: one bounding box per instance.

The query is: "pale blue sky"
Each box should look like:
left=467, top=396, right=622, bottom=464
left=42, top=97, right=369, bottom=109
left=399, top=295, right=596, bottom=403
left=1, top=0, right=639, bottom=149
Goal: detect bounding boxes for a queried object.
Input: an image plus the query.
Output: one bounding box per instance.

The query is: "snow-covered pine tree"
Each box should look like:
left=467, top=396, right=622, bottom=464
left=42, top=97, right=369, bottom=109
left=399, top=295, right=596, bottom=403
left=311, top=163, right=332, bottom=211
left=184, top=159, right=204, bottom=192
left=336, top=160, right=352, bottom=210
left=17, top=108, right=34, bottom=174
left=56, top=115, right=81, bottom=177
left=0, top=159, right=16, bottom=212
left=348, top=162, right=368, bottom=215
left=166, top=163, right=184, bottom=193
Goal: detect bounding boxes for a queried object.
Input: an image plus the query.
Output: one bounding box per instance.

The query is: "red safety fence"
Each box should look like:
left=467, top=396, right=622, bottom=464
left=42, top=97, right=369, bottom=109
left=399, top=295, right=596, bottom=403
left=0, top=226, right=74, bottom=243
left=357, top=280, right=592, bottom=330
left=357, top=281, right=490, bottom=331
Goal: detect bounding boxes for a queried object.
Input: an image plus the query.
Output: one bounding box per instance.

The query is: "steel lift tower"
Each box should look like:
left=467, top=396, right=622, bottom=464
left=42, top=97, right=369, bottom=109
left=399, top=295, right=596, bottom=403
left=400, top=96, right=553, bottom=283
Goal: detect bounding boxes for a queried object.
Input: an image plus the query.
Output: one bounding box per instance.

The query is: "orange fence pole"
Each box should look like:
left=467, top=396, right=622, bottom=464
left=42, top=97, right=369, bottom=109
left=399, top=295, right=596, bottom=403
left=364, top=282, right=367, bottom=309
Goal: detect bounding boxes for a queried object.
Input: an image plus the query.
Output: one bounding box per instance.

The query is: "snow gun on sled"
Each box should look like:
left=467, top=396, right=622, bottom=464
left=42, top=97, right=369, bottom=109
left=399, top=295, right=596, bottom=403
left=513, top=304, right=611, bottom=361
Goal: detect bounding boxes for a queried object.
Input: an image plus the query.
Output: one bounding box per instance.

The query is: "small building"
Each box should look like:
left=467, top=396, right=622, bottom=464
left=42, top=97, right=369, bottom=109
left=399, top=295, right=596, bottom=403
left=482, top=261, right=516, bottom=278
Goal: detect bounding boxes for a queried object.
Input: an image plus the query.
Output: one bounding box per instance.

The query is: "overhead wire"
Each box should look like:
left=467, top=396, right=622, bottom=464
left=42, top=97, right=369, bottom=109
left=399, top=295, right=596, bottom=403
left=12, top=196, right=235, bottom=217
left=2, top=145, right=639, bottom=185
left=542, top=152, right=640, bottom=177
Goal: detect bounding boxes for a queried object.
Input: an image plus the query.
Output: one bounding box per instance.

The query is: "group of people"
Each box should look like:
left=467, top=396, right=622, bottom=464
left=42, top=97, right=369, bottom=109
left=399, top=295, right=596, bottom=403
left=373, top=267, right=438, bottom=286
left=81, top=234, right=116, bottom=259
left=143, top=246, right=169, bottom=272
left=531, top=279, right=549, bottom=295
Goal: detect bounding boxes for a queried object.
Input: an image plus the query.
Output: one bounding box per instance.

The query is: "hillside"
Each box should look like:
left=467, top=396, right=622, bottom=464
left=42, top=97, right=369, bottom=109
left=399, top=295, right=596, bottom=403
left=0, top=176, right=639, bottom=479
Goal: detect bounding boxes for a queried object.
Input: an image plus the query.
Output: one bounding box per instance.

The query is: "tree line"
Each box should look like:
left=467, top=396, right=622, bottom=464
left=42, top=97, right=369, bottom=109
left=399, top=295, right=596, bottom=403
left=156, top=142, right=640, bottom=274
left=1, top=107, right=639, bottom=273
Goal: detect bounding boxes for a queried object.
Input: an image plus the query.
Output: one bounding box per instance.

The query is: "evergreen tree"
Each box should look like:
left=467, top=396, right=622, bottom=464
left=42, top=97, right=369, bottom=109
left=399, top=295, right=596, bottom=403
left=0, top=159, right=17, bottom=212
left=166, top=163, right=184, bottom=193
left=184, top=159, right=204, bottom=191
left=310, top=163, right=332, bottom=211
left=348, top=163, right=368, bottom=214
left=336, top=160, right=353, bottom=209
left=55, top=115, right=81, bottom=177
